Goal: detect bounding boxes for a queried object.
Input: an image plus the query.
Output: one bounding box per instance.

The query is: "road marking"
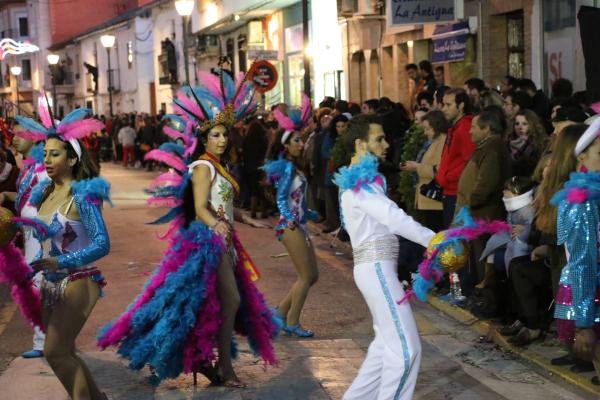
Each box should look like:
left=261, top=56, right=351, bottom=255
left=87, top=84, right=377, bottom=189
left=0, top=302, right=17, bottom=337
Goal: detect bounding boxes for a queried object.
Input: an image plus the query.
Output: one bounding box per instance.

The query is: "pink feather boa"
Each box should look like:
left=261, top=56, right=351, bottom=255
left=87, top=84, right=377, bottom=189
left=0, top=243, right=43, bottom=330
left=145, top=150, right=186, bottom=172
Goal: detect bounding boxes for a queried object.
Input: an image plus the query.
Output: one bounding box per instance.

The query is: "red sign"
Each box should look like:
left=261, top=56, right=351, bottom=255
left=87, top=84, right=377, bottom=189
left=248, top=60, right=278, bottom=93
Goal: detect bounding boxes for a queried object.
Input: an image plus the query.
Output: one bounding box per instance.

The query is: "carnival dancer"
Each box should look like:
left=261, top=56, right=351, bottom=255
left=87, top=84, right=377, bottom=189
left=16, top=103, right=109, bottom=400
left=0, top=120, right=47, bottom=358
left=334, top=114, right=435, bottom=400
left=97, top=69, right=280, bottom=388
left=263, top=94, right=319, bottom=337
left=551, top=120, right=600, bottom=377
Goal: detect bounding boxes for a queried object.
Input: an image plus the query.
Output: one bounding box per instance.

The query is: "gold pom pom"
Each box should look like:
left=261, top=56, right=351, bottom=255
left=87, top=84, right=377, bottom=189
left=0, top=207, right=17, bottom=247
left=426, top=231, right=469, bottom=273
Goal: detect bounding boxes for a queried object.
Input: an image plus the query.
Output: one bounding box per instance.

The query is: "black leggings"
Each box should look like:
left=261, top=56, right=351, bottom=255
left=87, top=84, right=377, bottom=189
left=509, top=256, right=552, bottom=330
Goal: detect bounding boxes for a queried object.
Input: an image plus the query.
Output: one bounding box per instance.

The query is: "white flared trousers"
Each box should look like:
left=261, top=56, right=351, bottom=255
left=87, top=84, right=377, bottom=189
left=344, top=261, right=421, bottom=400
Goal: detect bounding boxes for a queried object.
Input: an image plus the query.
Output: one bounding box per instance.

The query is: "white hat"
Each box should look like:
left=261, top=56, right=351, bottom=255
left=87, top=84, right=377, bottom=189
left=575, top=116, right=600, bottom=156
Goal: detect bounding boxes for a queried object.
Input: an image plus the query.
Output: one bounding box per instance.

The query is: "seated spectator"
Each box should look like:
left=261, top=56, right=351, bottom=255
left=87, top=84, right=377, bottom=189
left=509, top=109, right=548, bottom=176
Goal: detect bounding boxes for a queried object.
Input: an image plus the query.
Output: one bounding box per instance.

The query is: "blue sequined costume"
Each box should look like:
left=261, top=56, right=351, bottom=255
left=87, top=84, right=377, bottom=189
left=262, top=157, right=318, bottom=239
left=27, top=177, right=111, bottom=301
left=551, top=171, right=600, bottom=341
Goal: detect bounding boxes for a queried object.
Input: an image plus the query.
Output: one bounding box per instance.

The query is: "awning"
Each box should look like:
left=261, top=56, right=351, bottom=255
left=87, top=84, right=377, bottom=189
left=431, top=20, right=469, bottom=63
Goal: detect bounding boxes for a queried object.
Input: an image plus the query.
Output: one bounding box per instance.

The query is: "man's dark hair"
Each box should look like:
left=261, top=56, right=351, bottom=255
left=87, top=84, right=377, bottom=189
left=476, top=110, right=504, bottom=135
left=552, top=78, right=573, bottom=98
left=343, top=114, right=381, bottom=156
left=464, top=78, right=486, bottom=92
left=418, top=60, right=433, bottom=74
left=319, top=96, right=336, bottom=109
left=349, top=102, right=362, bottom=115
left=378, top=97, right=394, bottom=112
left=504, top=75, right=519, bottom=88
left=417, top=91, right=434, bottom=106
left=363, top=98, right=380, bottom=112
left=482, top=105, right=507, bottom=134
left=405, top=63, right=418, bottom=71
left=518, top=78, right=537, bottom=93
left=507, top=90, right=533, bottom=111
left=335, top=100, right=349, bottom=113
left=435, top=65, right=444, bottom=73
left=445, top=88, right=472, bottom=114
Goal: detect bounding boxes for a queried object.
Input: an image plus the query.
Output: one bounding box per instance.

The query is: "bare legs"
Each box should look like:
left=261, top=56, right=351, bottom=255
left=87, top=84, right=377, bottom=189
left=43, top=278, right=104, bottom=400
left=216, top=254, right=241, bottom=382
left=277, top=227, right=319, bottom=327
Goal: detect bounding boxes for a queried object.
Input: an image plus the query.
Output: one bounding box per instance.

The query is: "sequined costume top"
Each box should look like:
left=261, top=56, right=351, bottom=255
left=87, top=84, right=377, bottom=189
left=263, top=157, right=318, bottom=239
left=15, top=144, right=48, bottom=263
left=334, top=153, right=434, bottom=259
left=27, top=177, right=111, bottom=284
left=551, top=171, right=600, bottom=331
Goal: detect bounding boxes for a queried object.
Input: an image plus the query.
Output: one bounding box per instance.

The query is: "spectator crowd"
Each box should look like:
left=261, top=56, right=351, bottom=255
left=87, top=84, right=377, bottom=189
left=1, top=59, right=599, bottom=383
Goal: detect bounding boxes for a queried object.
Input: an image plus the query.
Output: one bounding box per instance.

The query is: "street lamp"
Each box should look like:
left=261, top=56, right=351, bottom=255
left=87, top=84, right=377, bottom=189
left=175, top=0, right=194, bottom=85
left=10, top=65, right=22, bottom=114
left=47, top=53, right=60, bottom=113
left=100, top=34, right=116, bottom=116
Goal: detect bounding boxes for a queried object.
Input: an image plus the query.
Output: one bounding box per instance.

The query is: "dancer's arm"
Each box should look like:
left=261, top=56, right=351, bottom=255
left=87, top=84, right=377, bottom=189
left=354, top=186, right=434, bottom=247
left=275, top=162, right=297, bottom=226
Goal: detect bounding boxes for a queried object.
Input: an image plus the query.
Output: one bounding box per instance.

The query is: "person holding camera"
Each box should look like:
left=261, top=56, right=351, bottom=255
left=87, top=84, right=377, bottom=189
left=400, top=110, right=447, bottom=232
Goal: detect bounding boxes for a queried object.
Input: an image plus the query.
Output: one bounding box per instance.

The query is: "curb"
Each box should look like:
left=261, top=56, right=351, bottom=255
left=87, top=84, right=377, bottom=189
left=428, top=295, right=600, bottom=397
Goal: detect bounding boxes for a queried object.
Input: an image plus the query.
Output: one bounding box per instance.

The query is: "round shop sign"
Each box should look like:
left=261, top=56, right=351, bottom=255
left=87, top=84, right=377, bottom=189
left=248, top=60, right=278, bottom=93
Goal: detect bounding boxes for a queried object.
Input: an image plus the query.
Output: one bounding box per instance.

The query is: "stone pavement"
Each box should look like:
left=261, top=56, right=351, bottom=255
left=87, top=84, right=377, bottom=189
left=0, top=338, right=365, bottom=400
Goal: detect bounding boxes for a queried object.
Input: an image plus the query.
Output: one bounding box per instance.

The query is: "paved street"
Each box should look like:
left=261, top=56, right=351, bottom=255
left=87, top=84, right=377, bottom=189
left=0, top=163, right=594, bottom=399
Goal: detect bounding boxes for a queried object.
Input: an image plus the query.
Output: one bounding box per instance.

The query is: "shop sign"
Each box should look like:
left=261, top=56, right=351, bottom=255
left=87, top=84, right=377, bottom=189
left=248, top=49, right=279, bottom=61
left=248, top=60, right=278, bottom=93
left=431, top=21, right=469, bottom=63
left=387, top=0, right=463, bottom=27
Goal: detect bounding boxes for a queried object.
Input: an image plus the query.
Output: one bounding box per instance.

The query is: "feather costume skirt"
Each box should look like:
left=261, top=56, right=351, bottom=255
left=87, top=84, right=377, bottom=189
left=97, top=221, right=280, bottom=381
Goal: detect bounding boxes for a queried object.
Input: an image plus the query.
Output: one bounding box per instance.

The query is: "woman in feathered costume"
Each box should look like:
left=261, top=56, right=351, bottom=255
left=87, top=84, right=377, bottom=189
left=0, top=100, right=49, bottom=359
left=97, top=68, right=280, bottom=388
left=262, top=94, right=319, bottom=337
left=550, top=119, right=600, bottom=371
left=16, top=99, right=110, bottom=400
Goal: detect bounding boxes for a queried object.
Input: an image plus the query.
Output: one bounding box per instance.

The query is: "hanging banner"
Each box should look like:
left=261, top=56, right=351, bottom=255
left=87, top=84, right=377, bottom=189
left=386, top=0, right=464, bottom=28
left=431, top=20, right=469, bottom=63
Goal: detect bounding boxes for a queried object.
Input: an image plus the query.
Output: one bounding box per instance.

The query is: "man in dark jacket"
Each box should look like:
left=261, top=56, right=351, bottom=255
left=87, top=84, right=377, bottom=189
left=457, top=110, right=512, bottom=294
left=436, top=89, right=476, bottom=228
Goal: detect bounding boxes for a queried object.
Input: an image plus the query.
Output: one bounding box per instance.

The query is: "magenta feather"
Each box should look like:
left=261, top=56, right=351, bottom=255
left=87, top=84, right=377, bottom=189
left=567, top=187, right=590, bottom=204
left=58, top=119, right=105, bottom=140
left=12, top=217, right=49, bottom=237
left=97, top=230, right=217, bottom=349
left=0, top=243, right=43, bottom=329
left=163, top=125, right=186, bottom=142
left=184, top=137, right=198, bottom=158
left=145, top=150, right=186, bottom=172
left=156, top=215, right=185, bottom=241
left=146, top=197, right=183, bottom=208
left=38, top=100, right=53, bottom=129
left=175, top=90, right=207, bottom=120
left=273, top=108, right=296, bottom=131
left=197, top=71, right=225, bottom=107
left=148, top=172, right=183, bottom=190
left=15, top=130, right=46, bottom=142
left=591, top=102, right=600, bottom=115
left=300, top=93, right=311, bottom=125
